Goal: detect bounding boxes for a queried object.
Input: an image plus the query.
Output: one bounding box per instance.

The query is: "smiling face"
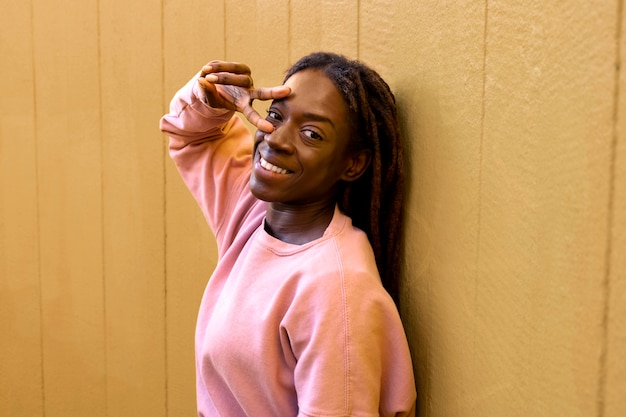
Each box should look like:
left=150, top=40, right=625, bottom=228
left=250, top=69, right=367, bottom=207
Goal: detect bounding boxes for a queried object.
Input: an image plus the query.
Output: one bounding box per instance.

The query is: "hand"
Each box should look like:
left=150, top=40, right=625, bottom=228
left=198, top=61, right=290, bottom=132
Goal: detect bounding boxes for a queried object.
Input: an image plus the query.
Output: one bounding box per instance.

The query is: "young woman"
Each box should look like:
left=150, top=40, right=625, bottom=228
left=160, top=52, right=416, bottom=417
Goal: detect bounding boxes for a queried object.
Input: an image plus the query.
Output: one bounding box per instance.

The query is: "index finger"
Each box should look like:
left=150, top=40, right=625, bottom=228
left=241, top=104, right=274, bottom=133
left=251, top=86, right=291, bottom=101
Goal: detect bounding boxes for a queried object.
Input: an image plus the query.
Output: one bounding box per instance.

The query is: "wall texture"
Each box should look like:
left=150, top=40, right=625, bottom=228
left=1, top=1, right=624, bottom=417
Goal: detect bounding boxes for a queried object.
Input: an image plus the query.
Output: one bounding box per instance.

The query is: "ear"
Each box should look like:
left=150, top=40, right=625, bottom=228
left=341, top=149, right=372, bottom=182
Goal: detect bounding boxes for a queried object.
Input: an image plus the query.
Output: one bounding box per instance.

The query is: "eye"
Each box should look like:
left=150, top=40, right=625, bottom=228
left=302, top=129, right=323, bottom=141
left=266, top=108, right=282, bottom=121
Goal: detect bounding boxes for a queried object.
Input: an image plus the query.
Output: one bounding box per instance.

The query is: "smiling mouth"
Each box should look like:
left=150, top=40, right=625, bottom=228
left=260, top=157, right=291, bottom=175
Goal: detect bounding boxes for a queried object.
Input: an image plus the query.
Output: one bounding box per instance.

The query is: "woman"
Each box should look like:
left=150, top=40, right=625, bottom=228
left=160, top=52, right=416, bottom=417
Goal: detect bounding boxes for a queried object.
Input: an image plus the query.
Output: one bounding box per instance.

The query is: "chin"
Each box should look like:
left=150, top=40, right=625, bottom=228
left=249, top=176, right=274, bottom=203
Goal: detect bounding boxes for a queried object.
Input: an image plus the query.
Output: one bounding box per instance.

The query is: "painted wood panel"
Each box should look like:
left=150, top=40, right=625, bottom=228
left=99, top=0, right=167, bottom=415
left=31, top=0, right=106, bottom=415
left=606, top=5, right=626, bottom=416
left=0, top=1, right=44, bottom=415
left=289, top=0, right=358, bottom=60
left=478, top=2, right=615, bottom=416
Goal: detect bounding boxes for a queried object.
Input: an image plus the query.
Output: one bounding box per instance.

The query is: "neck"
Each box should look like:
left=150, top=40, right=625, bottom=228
left=264, top=202, right=336, bottom=245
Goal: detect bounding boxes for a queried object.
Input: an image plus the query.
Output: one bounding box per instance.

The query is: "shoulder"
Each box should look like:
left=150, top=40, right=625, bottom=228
left=281, top=212, right=416, bottom=416
left=325, top=210, right=382, bottom=289
left=283, top=212, right=392, bottom=318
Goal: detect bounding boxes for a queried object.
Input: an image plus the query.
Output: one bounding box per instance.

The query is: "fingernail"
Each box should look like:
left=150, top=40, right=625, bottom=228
left=204, top=74, right=218, bottom=82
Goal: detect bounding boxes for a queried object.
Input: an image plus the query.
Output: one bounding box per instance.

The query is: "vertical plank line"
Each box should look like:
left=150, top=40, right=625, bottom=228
left=287, top=0, right=292, bottom=64
left=31, top=0, right=45, bottom=414
left=356, top=0, right=360, bottom=60
left=598, top=1, right=623, bottom=416
left=95, top=0, right=109, bottom=414
left=473, top=0, right=489, bottom=351
left=160, top=0, right=169, bottom=415
left=223, top=0, right=227, bottom=58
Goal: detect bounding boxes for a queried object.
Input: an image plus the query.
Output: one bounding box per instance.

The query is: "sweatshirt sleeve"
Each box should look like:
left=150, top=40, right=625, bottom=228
left=282, top=231, right=417, bottom=417
left=159, top=74, right=257, bottom=249
left=289, top=270, right=417, bottom=417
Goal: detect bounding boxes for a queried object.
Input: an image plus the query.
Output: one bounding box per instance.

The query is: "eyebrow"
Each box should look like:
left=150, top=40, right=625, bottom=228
left=272, top=100, right=336, bottom=130
left=302, top=112, right=335, bottom=129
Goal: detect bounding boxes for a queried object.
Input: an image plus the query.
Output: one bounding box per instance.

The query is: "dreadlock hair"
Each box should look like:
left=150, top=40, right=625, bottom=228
left=285, top=52, right=405, bottom=305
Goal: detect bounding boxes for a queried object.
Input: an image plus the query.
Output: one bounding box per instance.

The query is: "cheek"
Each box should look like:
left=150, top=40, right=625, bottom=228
left=252, top=130, right=266, bottom=154
left=254, top=130, right=265, bottom=144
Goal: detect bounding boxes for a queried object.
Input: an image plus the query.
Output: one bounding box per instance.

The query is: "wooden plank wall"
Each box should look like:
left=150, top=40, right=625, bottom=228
left=1, top=1, right=624, bottom=417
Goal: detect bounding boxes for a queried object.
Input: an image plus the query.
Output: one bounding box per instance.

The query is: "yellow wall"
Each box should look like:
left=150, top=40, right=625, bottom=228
left=1, top=1, right=624, bottom=416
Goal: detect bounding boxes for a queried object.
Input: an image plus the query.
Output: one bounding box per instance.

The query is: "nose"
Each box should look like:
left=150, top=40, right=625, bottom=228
left=264, top=127, right=294, bottom=153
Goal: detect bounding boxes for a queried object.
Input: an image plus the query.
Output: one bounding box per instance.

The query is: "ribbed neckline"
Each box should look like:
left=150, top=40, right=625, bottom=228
left=255, top=205, right=346, bottom=256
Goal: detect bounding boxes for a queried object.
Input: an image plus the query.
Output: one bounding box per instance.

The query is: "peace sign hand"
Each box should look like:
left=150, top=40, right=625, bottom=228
left=198, top=61, right=290, bottom=132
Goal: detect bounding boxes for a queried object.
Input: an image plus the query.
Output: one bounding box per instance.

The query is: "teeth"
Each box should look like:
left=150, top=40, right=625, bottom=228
left=260, top=157, right=289, bottom=175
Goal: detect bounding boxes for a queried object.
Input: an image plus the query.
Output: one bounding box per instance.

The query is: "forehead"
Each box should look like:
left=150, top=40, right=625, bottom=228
left=281, top=69, right=348, bottom=118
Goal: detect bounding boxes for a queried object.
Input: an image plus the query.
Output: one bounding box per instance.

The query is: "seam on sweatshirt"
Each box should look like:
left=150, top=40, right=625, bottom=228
left=332, top=238, right=352, bottom=415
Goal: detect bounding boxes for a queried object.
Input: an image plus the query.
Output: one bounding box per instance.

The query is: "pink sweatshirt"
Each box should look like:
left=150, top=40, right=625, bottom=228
left=160, top=75, right=417, bottom=417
